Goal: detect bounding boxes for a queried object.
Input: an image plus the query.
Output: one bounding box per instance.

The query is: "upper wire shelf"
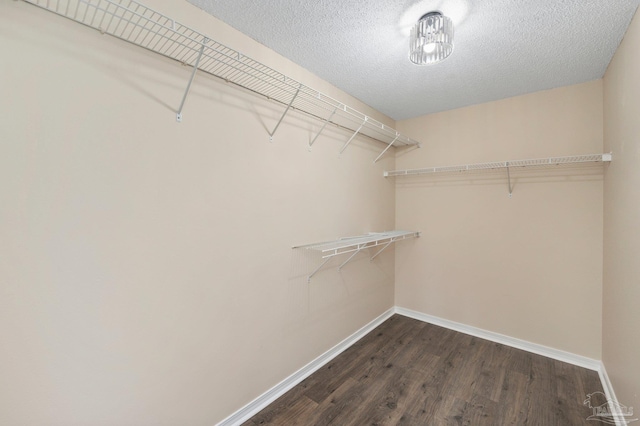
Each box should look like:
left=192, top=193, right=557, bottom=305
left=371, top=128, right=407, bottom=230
left=23, top=0, right=421, bottom=159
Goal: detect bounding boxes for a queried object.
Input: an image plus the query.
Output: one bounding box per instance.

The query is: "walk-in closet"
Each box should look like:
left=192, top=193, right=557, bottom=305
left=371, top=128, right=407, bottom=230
left=2, top=0, right=639, bottom=425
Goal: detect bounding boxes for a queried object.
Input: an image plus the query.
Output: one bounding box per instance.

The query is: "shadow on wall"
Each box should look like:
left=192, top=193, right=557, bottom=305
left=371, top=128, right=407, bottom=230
left=286, top=245, right=394, bottom=315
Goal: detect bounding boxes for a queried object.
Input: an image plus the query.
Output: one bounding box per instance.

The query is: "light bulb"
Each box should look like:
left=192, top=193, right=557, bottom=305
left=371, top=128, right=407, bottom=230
left=423, top=43, right=437, bottom=54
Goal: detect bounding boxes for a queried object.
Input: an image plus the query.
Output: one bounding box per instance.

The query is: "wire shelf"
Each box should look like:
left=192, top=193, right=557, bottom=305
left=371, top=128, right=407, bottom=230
left=384, top=153, right=612, bottom=177
left=293, top=231, right=420, bottom=282
left=294, top=231, right=421, bottom=258
left=23, top=0, right=421, bottom=156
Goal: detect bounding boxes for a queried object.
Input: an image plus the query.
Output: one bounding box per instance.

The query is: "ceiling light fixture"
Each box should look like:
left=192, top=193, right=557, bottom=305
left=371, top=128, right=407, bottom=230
left=409, top=11, right=454, bottom=65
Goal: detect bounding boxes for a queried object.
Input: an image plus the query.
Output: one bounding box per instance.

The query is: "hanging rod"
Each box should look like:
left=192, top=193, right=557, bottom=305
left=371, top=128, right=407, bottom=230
left=22, top=0, right=421, bottom=156
left=293, top=231, right=420, bottom=283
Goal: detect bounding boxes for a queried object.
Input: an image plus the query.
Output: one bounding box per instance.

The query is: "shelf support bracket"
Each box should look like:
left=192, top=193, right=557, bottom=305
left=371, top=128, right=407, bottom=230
left=309, top=107, right=337, bottom=149
left=338, top=245, right=364, bottom=270
left=374, top=133, right=400, bottom=163
left=307, top=257, right=331, bottom=283
left=176, top=38, right=208, bottom=122
left=370, top=241, right=392, bottom=261
left=340, top=117, right=367, bottom=154
left=506, top=161, right=513, bottom=198
left=269, top=86, right=300, bottom=141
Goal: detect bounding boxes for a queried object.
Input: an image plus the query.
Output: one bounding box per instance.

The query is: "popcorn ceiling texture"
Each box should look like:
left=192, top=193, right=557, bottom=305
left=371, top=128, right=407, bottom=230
left=187, top=0, right=640, bottom=120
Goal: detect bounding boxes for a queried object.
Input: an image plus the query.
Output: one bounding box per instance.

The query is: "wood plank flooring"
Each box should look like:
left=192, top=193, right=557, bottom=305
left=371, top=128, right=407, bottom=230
left=243, top=315, right=604, bottom=425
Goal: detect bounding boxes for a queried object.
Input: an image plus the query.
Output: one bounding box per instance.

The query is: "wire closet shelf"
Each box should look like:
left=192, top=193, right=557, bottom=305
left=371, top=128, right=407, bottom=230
left=294, top=231, right=420, bottom=283
left=384, top=153, right=612, bottom=177
left=384, top=153, right=612, bottom=197
left=23, top=0, right=421, bottom=159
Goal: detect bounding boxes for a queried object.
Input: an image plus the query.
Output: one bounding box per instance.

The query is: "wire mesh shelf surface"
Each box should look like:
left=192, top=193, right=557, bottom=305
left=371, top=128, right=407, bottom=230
left=23, top=0, right=421, bottom=151
left=294, top=231, right=421, bottom=259
left=384, top=153, right=612, bottom=177
left=294, top=230, right=420, bottom=282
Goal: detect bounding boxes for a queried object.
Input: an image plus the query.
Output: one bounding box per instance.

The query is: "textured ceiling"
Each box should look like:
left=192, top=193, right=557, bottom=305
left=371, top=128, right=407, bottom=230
left=187, top=0, right=640, bottom=120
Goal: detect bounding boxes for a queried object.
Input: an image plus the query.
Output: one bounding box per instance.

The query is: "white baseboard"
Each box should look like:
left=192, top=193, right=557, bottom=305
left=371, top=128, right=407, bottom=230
left=394, top=306, right=602, bottom=371
left=215, top=307, right=395, bottom=426
left=598, top=362, right=626, bottom=426
left=598, top=362, right=618, bottom=403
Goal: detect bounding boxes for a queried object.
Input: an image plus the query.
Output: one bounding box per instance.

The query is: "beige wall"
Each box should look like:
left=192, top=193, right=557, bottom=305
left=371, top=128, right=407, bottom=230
left=395, top=81, right=604, bottom=359
left=603, top=7, right=640, bottom=415
left=0, top=1, right=396, bottom=425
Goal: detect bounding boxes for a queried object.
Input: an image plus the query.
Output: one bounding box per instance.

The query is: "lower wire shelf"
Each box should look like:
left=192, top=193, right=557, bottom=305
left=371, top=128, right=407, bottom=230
left=293, top=230, right=420, bottom=283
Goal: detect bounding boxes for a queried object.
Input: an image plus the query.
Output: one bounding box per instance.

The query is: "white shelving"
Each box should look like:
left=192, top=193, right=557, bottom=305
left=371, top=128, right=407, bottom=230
left=23, top=0, right=421, bottom=160
left=384, top=153, right=612, bottom=196
left=294, top=231, right=420, bottom=282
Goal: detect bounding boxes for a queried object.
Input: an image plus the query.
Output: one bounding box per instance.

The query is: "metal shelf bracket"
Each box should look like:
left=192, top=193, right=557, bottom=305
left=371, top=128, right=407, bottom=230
left=374, top=132, right=400, bottom=163
left=370, top=241, right=392, bottom=261
left=268, top=86, right=301, bottom=141
left=307, top=257, right=331, bottom=283
left=308, top=107, right=337, bottom=150
left=338, top=245, right=364, bottom=271
left=340, top=117, right=367, bottom=154
left=176, top=38, right=208, bottom=123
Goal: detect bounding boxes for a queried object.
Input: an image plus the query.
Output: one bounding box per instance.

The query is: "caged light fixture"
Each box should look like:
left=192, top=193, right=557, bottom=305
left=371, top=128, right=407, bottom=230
left=409, top=11, right=454, bottom=65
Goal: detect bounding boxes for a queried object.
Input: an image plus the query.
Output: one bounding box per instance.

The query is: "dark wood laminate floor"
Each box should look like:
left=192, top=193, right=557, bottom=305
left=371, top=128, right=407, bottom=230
left=243, top=315, right=604, bottom=425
